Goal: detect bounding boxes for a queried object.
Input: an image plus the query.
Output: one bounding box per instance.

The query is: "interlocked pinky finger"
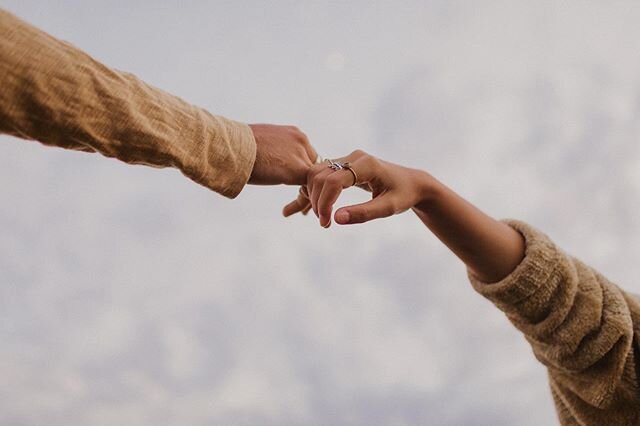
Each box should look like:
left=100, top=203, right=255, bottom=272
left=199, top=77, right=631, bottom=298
left=282, top=187, right=310, bottom=217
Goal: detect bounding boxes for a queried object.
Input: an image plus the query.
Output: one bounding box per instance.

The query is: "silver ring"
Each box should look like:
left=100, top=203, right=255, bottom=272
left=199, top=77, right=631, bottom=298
left=327, top=159, right=347, bottom=171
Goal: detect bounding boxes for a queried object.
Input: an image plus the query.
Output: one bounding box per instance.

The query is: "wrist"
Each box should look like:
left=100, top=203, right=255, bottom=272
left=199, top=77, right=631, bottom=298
left=413, top=171, right=442, bottom=214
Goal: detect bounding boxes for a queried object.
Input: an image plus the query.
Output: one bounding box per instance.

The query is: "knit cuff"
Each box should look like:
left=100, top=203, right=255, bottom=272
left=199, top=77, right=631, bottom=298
left=468, top=219, right=564, bottom=309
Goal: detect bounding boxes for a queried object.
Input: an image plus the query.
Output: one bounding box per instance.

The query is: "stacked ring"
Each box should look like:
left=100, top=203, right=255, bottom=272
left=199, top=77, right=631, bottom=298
left=326, top=159, right=344, bottom=171
left=327, top=160, right=358, bottom=186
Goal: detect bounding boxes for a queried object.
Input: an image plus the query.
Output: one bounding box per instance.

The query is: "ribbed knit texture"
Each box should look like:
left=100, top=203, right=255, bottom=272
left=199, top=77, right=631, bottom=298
left=469, top=220, right=640, bottom=425
left=0, top=9, right=256, bottom=198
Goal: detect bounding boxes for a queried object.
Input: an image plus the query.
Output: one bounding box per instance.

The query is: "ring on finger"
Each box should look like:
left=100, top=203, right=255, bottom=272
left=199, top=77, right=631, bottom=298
left=327, top=159, right=346, bottom=171
left=342, top=162, right=359, bottom=186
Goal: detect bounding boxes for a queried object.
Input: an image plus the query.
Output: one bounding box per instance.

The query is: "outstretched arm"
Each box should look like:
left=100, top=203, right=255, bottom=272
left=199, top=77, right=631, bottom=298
left=295, top=150, right=640, bottom=424
left=294, top=149, right=525, bottom=283
left=0, top=9, right=316, bottom=198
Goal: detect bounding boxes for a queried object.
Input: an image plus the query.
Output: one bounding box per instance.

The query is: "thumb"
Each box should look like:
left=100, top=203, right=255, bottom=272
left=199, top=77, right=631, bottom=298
left=334, top=194, right=397, bottom=225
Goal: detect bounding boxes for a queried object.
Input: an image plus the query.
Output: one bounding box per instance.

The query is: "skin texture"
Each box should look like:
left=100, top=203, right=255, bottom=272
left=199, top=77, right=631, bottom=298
left=284, top=150, right=525, bottom=283
left=248, top=124, right=317, bottom=186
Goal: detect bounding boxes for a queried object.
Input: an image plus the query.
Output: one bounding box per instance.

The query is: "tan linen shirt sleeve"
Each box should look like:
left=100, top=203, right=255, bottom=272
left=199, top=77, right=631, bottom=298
left=468, top=220, right=640, bottom=426
left=0, top=9, right=256, bottom=198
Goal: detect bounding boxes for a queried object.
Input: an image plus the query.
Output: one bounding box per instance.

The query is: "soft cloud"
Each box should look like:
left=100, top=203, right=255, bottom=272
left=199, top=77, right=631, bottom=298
left=1, top=1, right=639, bottom=425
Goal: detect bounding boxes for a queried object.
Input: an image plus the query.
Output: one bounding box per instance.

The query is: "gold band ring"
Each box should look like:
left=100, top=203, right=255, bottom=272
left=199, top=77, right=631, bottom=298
left=342, top=162, right=358, bottom=186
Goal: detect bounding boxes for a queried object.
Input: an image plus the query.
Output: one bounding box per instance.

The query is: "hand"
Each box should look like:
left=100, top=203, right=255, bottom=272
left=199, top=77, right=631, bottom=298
left=248, top=124, right=317, bottom=186
left=285, top=150, right=434, bottom=227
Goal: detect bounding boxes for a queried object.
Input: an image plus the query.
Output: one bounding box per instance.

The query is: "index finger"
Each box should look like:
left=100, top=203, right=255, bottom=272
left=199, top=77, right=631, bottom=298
left=317, top=155, right=373, bottom=227
left=317, top=169, right=357, bottom=227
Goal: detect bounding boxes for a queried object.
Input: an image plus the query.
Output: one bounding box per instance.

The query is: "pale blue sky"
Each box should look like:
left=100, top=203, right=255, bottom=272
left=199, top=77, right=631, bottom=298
left=1, top=1, right=640, bottom=425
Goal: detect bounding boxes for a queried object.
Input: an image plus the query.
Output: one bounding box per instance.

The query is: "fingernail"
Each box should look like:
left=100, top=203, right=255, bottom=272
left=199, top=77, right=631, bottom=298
left=335, top=210, right=350, bottom=224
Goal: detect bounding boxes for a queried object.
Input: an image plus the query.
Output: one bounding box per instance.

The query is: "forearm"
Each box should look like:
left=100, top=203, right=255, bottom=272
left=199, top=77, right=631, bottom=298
left=412, top=175, right=525, bottom=283
left=0, top=9, right=256, bottom=198
left=309, top=151, right=640, bottom=417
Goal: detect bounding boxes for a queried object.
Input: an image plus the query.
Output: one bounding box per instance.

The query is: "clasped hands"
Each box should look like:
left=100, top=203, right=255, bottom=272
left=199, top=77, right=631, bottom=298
left=249, top=124, right=434, bottom=227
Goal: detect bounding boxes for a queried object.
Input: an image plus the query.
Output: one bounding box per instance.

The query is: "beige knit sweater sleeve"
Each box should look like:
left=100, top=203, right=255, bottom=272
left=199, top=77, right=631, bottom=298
left=0, top=9, right=256, bottom=198
left=469, top=220, right=640, bottom=425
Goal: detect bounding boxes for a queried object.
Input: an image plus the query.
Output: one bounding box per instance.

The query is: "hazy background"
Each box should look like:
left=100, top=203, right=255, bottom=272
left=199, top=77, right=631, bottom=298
left=1, top=1, right=640, bottom=425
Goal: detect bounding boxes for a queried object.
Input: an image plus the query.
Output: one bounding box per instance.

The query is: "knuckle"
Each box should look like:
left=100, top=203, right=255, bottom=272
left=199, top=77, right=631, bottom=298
left=287, top=125, right=309, bottom=143
left=312, top=173, right=325, bottom=187
left=308, top=164, right=324, bottom=179
left=298, top=134, right=310, bottom=148
left=351, top=149, right=366, bottom=157
left=326, top=173, right=342, bottom=186
left=352, top=207, right=367, bottom=222
left=365, top=155, right=381, bottom=170
left=310, top=163, right=324, bottom=173
left=382, top=198, right=399, bottom=216
left=384, top=204, right=396, bottom=217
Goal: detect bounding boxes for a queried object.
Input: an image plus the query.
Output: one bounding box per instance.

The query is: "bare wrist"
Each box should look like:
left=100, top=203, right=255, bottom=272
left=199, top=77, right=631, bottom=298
left=413, top=171, right=443, bottom=214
